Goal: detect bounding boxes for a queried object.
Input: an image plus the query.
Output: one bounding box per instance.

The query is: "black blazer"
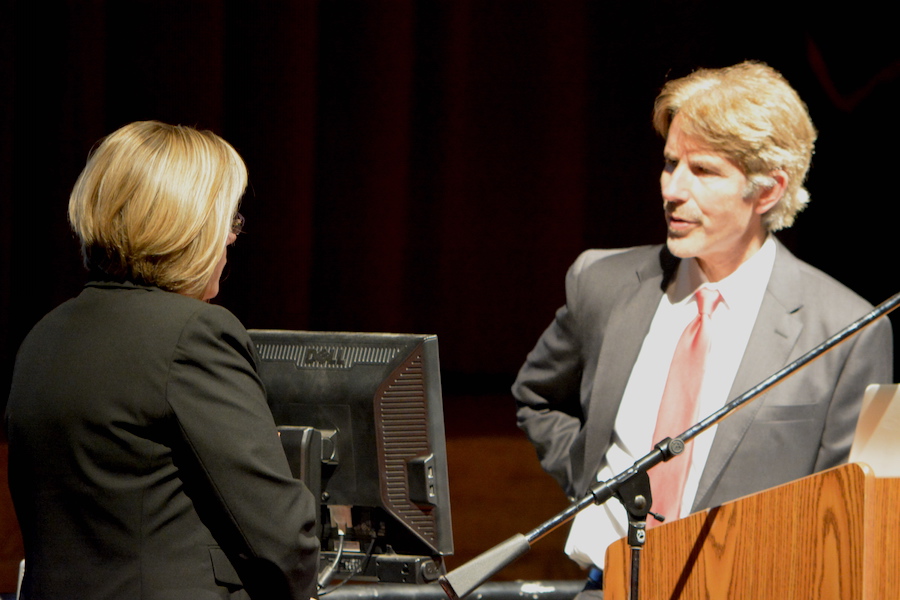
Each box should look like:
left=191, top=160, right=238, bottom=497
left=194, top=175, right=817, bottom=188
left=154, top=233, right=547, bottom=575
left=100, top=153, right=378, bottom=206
left=6, top=280, right=319, bottom=600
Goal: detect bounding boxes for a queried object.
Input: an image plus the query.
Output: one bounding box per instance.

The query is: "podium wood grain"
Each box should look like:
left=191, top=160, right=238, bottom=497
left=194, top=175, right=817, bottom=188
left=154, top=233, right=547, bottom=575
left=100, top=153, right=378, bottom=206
left=605, top=464, right=898, bottom=600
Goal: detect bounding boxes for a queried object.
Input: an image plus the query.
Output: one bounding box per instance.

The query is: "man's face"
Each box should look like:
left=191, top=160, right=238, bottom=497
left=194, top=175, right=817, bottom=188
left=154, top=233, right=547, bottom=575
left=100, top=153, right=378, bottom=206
left=661, top=114, right=769, bottom=281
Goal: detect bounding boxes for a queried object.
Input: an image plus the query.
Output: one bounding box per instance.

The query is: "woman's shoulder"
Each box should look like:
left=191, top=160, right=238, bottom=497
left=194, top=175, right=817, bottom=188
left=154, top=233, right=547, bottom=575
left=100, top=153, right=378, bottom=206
left=73, top=280, right=250, bottom=345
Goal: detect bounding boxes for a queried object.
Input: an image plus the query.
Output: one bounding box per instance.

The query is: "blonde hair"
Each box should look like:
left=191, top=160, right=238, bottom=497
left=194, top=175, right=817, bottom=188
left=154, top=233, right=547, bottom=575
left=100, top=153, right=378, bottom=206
left=68, top=121, right=247, bottom=299
left=653, top=61, right=817, bottom=231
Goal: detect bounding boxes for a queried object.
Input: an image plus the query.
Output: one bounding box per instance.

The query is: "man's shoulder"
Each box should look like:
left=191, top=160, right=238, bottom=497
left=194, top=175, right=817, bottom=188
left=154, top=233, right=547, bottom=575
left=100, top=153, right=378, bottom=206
left=562, top=245, right=666, bottom=316
left=570, top=245, right=663, bottom=279
left=773, top=245, right=876, bottom=317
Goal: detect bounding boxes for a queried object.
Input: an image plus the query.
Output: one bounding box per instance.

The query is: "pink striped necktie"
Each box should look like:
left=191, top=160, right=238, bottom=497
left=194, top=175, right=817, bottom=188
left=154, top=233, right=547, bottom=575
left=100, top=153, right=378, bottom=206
left=648, top=287, right=722, bottom=525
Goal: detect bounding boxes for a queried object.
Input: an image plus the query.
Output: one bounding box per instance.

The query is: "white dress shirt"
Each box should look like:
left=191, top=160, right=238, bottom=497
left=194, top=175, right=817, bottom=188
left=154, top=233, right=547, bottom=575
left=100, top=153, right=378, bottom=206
left=565, top=236, right=777, bottom=569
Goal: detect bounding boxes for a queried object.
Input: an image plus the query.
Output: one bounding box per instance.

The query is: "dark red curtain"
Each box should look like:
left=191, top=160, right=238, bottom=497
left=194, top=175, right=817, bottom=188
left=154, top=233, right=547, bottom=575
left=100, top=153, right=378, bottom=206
left=2, top=0, right=899, bottom=588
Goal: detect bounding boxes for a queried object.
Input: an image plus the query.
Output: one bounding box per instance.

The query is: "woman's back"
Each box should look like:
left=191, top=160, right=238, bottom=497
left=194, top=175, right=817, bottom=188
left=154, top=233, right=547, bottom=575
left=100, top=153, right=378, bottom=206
left=7, top=280, right=319, bottom=599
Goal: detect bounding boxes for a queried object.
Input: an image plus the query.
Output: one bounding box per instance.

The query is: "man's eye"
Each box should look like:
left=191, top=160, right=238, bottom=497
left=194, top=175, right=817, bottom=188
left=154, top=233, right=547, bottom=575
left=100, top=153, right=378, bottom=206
left=663, top=158, right=677, bottom=172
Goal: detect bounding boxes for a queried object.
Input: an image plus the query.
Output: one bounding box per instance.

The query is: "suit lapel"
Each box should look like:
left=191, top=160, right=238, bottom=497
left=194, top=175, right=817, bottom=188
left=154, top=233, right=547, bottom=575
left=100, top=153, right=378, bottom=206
left=579, top=251, right=669, bottom=494
left=691, top=240, right=805, bottom=510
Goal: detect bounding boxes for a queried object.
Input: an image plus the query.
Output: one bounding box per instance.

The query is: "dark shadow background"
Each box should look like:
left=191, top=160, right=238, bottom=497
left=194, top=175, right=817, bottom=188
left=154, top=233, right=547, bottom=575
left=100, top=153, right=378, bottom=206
left=2, top=0, right=898, bottom=588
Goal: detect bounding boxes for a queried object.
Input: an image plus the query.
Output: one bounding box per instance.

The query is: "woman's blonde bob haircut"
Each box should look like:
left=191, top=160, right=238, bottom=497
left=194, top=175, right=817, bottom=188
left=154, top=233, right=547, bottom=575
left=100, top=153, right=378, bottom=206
left=653, top=61, right=817, bottom=232
left=69, top=121, right=248, bottom=299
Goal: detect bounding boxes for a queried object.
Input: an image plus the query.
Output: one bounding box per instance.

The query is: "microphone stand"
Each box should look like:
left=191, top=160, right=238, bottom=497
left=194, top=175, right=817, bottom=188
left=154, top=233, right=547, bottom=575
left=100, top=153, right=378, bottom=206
left=439, top=290, right=900, bottom=600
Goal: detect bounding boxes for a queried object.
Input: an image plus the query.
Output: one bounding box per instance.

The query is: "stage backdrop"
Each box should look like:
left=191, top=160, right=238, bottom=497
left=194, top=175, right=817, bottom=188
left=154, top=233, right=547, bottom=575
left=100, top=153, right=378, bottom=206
left=2, top=0, right=898, bottom=592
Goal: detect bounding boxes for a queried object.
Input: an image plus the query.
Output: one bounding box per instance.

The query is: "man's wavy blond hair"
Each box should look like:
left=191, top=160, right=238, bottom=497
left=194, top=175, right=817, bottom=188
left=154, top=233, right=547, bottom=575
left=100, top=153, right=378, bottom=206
left=69, top=121, right=247, bottom=299
left=653, top=61, right=817, bottom=231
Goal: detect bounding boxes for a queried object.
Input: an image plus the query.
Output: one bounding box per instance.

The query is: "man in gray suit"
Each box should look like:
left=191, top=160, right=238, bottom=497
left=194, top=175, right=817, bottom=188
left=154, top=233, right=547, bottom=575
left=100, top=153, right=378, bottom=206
left=513, top=62, right=893, bottom=593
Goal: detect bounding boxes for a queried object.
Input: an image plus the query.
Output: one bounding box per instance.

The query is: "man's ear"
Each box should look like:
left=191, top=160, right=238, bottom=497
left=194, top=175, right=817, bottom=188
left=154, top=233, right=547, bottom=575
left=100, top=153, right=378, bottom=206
left=755, top=169, right=788, bottom=215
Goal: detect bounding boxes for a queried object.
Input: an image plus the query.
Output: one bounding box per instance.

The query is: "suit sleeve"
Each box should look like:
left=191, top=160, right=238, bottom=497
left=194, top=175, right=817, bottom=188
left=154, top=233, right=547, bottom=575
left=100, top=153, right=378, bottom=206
left=512, top=258, right=588, bottom=497
left=166, top=305, right=319, bottom=600
left=814, top=313, right=894, bottom=472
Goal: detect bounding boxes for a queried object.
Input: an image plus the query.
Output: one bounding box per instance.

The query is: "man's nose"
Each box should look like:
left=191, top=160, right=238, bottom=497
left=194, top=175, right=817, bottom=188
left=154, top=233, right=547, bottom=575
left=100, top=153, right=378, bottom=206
left=661, top=165, right=689, bottom=202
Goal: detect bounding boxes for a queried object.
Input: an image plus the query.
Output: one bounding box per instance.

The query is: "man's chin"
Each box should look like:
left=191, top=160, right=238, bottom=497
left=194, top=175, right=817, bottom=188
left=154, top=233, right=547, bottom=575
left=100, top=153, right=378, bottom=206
left=666, top=236, right=696, bottom=259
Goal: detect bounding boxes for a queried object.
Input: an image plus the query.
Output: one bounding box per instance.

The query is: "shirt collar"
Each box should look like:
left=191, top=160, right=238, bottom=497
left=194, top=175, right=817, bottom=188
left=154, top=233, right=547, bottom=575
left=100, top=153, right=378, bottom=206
left=668, top=235, right=777, bottom=312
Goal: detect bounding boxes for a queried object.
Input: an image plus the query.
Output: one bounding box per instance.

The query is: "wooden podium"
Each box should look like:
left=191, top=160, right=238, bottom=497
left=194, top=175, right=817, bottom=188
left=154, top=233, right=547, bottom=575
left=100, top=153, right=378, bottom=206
left=604, top=463, right=900, bottom=600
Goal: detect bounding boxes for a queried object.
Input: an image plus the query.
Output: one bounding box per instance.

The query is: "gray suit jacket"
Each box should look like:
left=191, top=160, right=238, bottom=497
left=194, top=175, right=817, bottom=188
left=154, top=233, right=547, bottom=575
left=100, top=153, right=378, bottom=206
left=514, top=241, right=893, bottom=511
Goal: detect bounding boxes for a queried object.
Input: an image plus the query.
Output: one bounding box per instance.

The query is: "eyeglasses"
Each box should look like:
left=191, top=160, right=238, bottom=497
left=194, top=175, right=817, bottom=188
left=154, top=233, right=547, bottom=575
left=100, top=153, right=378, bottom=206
left=231, top=212, right=245, bottom=235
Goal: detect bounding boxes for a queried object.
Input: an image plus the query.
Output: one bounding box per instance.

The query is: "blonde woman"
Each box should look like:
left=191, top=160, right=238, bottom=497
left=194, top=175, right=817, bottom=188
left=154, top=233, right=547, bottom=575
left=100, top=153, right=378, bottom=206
left=6, top=121, right=318, bottom=600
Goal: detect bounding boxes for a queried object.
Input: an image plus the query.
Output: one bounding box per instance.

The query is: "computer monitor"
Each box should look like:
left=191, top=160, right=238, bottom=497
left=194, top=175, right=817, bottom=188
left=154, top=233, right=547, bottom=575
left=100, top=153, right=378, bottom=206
left=248, top=330, right=453, bottom=585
